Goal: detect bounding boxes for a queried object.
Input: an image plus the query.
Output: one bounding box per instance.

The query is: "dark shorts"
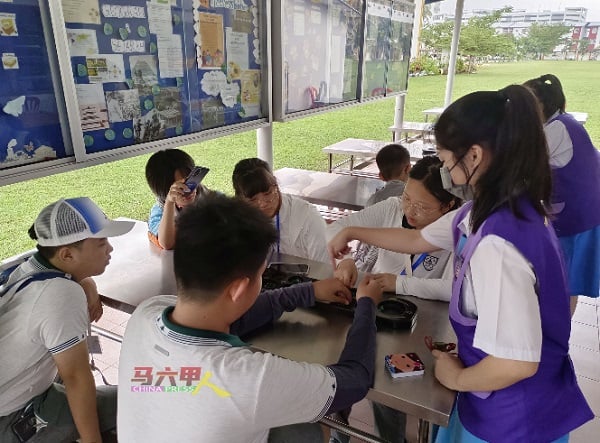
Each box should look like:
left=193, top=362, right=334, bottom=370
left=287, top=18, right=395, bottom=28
left=0, top=383, right=116, bottom=443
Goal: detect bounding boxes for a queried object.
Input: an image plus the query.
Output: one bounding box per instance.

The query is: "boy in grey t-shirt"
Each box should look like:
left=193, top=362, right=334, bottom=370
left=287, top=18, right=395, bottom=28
left=366, top=143, right=411, bottom=207
left=0, top=197, right=133, bottom=443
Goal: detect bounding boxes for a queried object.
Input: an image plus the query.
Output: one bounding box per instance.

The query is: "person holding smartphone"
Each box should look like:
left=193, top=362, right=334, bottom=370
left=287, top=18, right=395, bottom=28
left=145, top=148, right=211, bottom=249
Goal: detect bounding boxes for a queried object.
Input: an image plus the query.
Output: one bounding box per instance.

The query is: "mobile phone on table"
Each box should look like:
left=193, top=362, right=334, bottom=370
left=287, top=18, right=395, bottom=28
left=269, top=262, right=310, bottom=275
left=184, top=166, right=210, bottom=194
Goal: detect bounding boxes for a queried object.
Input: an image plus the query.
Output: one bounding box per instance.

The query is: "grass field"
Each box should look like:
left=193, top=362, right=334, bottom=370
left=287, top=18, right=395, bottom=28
left=0, top=61, right=598, bottom=258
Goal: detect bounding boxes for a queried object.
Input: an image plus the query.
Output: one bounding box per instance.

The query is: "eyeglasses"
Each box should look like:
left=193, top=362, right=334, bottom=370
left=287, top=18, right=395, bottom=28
left=401, top=193, right=439, bottom=216
left=248, top=185, right=279, bottom=206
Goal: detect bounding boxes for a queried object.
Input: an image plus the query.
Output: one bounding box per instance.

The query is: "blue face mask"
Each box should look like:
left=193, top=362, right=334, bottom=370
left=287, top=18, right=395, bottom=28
left=440, top=166, right=474, bottom=201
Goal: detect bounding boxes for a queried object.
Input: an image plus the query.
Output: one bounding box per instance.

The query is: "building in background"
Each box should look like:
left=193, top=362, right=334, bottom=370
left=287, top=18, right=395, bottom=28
left=429, top=6, right=587, bottom=33
left=569, top=22, right=600, bottom=57
left=425, top=4, right=598, bottom=59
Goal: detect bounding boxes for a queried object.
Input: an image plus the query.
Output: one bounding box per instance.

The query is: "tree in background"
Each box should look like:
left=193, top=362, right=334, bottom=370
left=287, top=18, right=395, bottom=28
left=421, top=20, right=453, bottom=53
left=558, top=35, right=574, bottom=60
left=458, top=9, right=516, bottom=72
left=576, top=38, right=592, bottom=60
left=420, top=8, right=515, bottom=74
left=519, top=23, right=571, bottom=60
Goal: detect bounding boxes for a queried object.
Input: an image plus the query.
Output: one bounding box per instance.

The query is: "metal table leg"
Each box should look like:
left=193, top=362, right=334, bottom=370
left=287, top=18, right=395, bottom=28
left=417, top=418, right=430, bottom=443
left=319, top=415, right=387, bottom=442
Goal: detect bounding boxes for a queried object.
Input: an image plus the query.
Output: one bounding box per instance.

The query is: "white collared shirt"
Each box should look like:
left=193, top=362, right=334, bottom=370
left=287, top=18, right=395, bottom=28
left=421, top=209, right=542, bottom=362
left=326, top=197, right=453, bottom=301
left=544, top=111, right=574, bottom=168
left=277, top=193, right=330, bottom=264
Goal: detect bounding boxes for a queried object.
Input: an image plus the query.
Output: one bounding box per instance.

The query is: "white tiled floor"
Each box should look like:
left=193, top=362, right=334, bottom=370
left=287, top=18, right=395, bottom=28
left=569, top=296, right=600, bottom=443
left=94, top=297, right=600, bottom=443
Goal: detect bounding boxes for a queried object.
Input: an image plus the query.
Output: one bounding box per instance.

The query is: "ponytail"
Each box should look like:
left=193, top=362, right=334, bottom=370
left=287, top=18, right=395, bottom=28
left=435, top=85, right=552, bottom=232
left=523, top=74, right=566, bottom=120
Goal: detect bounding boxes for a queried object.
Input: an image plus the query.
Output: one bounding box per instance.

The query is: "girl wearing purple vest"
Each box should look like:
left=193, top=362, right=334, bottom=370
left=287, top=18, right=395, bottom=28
left=328, top=85, right=593, bottom=442
left=524, top=74, right=600, bottom=315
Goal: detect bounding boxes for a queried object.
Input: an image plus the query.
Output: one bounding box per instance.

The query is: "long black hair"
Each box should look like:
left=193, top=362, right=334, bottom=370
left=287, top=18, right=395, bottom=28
left=523, top=74, right=566, bottom=121
left=434, top=85, right=551, bottom=231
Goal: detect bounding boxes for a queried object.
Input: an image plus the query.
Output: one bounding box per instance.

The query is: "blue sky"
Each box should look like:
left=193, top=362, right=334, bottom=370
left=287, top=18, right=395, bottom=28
left=437, top=1, right=600, bottom=21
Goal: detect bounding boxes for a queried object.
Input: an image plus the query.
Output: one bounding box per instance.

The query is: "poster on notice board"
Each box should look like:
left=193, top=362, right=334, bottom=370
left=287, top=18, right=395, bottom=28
left=280, top=0, right=364, bottom=114
left=60, top=0, right=266, bottom=155
left=0, top=0, right=71, bottom=171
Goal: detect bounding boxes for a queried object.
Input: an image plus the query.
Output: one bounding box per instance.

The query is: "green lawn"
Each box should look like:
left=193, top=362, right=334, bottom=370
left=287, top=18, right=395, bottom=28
left=1, top=61, right=598, bottom=259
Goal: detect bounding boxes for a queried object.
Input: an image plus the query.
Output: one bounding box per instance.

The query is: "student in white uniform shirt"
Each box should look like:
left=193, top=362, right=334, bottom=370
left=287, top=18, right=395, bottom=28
left=329, top=156, right=461, bottom=302
left=232, top=158, right=330, bottom=264
left=328, top=86, right=593, bottom=443
left=117, top=194, right=384, bottom=443
left=327, top=156, right=461, bottom=443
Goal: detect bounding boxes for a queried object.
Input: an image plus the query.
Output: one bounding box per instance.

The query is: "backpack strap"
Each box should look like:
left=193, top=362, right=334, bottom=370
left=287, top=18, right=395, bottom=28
left=0, top=263, right=20, bottom=287
left=0, top=268, right=70, bottom=312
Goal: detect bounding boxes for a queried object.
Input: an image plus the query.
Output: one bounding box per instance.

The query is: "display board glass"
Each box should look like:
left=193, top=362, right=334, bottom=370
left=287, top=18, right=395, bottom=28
left=387, top=0, right=413, bottom=93
left=363, top=0, right=413, bottom=98
left=0, top=0, right=72, bottom=171
left=273, top=0, right=414, bottom=120
left=276, top=0, right=365, bottom=116
left=58, top=0, right=268, bottom=155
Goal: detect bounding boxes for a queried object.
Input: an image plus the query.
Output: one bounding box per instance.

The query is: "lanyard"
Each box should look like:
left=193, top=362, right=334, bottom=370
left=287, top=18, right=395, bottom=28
left=399, top=253, right=428, bottom=276
left=275, top=214, right=280, bottom=255
left=456, top=233, right=468, bottom=255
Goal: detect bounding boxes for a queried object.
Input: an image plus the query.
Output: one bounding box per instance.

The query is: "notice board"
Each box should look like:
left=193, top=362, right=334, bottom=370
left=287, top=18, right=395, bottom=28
left=363, top=0, right=413, bottom=98
left=272, top=0, right=414, bottom=121
left=57, top=0, right=268, bottom=156
left=1, top=0, right=268, bottom=185
left=1, top=0, right=415, bottom=185
left=0, top=0, right=71, bottom=171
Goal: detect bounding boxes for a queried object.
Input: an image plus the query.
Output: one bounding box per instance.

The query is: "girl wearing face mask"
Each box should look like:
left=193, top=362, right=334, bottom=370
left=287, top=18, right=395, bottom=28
left=328, top=85, right=592, bottom=442
left=327, top=156, right=461, bottom=443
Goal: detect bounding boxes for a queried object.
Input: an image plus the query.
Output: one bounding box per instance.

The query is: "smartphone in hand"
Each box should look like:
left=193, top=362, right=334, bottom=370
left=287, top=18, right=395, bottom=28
left=184, top=166, right=210, bottom=194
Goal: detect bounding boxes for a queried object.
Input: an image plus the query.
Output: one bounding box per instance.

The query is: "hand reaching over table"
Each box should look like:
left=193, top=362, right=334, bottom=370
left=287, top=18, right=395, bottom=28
left=333, top=258, right=358, bottom=287
left=328, top=227, right=354, bottom=267
left=355, top=274, right=384, bottom=306
left=313, top=278, right=352, bottom=305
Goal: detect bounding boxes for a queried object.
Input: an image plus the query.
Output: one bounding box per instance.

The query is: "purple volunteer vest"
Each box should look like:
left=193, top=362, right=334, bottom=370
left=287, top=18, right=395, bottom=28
left=449, top=200, right=592, bottom=443
left=548, top=113, right=600, bottom=236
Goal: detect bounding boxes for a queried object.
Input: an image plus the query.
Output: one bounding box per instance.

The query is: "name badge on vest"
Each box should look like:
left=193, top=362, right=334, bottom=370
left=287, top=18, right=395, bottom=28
left=455, top=233, right=468, bottom=278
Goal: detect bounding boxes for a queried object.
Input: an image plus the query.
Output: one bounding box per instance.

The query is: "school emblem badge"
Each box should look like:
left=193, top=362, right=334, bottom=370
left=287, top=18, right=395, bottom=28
left=423, top=255, right=438, bottom=271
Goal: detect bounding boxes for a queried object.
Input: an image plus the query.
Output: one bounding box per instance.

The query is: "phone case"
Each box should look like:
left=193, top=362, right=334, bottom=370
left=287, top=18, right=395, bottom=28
left=184, top=166, right=209, bottom=194
left=11, top=408, right=37, bottom=442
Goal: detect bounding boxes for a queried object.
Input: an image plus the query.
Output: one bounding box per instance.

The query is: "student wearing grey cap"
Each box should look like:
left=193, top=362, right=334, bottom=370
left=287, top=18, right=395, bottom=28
left=0, top=197, right=133, bottom=443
